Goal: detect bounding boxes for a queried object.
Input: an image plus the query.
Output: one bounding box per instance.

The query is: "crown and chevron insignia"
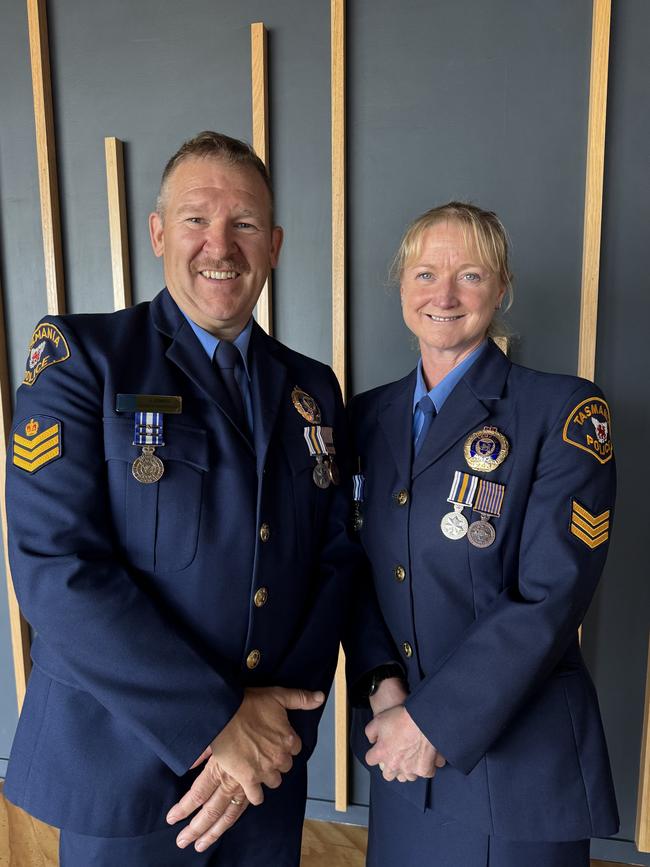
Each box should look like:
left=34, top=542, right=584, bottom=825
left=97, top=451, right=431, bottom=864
left=570, top=500, right=610, bottom=549
left=12, top=416, right=62, bottom=473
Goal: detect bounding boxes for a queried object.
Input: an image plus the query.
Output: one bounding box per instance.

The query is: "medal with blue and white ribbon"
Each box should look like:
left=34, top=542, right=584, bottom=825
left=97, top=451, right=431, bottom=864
left=352, top=465, right=365, bottom=530
left=468, top=479, right=505, bottom=548
left=132, top=412, right=165, bottom=484
left=304, top=425, right=338, bottom=488
left=441, top=471, right=479, bottom=540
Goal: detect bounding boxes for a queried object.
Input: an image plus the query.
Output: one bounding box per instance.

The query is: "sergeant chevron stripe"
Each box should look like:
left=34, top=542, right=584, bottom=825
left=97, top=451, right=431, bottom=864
left=13, top=418, right=62, bottom=473
left=570, top=499, right=610, bottom=549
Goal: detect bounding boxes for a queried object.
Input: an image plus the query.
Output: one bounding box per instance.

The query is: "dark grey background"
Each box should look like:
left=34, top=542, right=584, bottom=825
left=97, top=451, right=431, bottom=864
left=0, top=1, right=648, bottom=863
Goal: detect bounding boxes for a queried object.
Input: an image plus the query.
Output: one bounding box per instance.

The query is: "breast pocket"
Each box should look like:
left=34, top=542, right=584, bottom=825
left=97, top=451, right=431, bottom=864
left=103, top=418, right=209, bottom=572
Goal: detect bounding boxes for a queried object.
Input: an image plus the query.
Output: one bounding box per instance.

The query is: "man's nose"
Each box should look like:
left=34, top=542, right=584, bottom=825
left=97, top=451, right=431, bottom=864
left=204, top=222, right=235, bottom=258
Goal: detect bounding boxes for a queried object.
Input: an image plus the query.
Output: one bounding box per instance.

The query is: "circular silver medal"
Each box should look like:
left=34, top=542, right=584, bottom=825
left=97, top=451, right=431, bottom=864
left=440, top=510, right=469, bottom=540
left=467, top=519, right=496, bottom=548
left=132, top=446, right=164, bottom=484
left=313, top=457, right=331, bottom=489
left=352, top=507, right=364, bottom=531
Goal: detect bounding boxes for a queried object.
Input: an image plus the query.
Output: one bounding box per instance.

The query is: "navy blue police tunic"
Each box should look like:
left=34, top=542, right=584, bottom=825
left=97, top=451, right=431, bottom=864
left=348, top=338, right=618, bottom=866
left=4, top=289, right=372, bottom=865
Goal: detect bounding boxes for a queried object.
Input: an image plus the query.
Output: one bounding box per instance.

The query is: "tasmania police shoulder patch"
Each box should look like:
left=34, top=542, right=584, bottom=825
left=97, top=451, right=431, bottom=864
left=12, top=416, right=63, bottom=473
left=562, top=396, right=613, bottom=464
left=23, top=322, right=70, bottom=386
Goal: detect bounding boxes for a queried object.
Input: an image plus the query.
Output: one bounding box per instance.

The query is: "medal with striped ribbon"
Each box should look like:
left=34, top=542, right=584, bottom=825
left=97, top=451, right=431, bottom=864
left=467, top=479, right=505, bottom=548
left=352, top=465, right=365, bottom=530
left=441, top=471, right=479, bottom=540
left=132, top=411, right=165, bottom=484
left=303, top=425, right=339, bottom=488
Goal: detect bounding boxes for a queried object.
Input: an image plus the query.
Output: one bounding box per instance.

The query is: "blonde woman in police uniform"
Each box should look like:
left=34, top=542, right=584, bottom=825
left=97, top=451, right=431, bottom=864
left=348, top=202, right=618, bottom=866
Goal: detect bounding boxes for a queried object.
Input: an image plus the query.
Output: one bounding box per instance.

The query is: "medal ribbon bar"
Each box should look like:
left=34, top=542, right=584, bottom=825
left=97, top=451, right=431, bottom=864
left=303, top=425, right=335, bottom=457
left=353, top=474, right=365, bottom=502
left=447, top=471, right=479, bottom=507
left=474, top=479, right=505, bottom=517
left=133, top=411, right=164, bottom=447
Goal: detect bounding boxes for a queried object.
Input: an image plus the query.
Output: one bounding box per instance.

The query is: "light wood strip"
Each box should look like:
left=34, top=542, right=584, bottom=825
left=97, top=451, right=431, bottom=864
left=577, top=0, right=611, bottom=381
left=636, top=636, right=650, bottom=851
left=27, top=0, right=65, bottom=316
left=251, top=22, right=272, bottom=335
left=0, top=267, right=31, bottom=710
left=331, top=0, right=348, bottom=813
left=104, top=138, right=132, bottom=311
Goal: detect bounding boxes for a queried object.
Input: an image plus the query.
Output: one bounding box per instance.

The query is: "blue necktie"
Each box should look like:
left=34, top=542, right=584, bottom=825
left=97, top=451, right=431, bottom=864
left=414, top=394, right=436, bottom=454
left=214, top=340, right=248, bottom=434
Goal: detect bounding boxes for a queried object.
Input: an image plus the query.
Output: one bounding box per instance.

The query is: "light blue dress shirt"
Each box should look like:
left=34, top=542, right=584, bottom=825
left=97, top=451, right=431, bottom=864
left=183, top=314, right=254, bottom=431
left=412, top=341, right=488, bottom=444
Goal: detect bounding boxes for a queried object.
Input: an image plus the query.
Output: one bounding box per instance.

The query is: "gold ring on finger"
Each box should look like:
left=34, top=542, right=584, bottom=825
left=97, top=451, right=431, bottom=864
left=230, top=797, right=243, bottom=806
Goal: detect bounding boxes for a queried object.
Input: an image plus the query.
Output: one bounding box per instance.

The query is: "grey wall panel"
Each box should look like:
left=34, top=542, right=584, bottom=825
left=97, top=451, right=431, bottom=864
left=0, top=0, right=46, bottom=764
left=584, top=0, right=650, bottom=850
left=349, top=0, right=592, bottom=396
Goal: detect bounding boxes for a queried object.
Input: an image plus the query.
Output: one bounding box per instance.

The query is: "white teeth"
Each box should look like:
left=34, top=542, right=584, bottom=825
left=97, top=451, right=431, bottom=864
left=426, top=314, right=464, bottom=322
left=201, top=270, right=238, bottom=279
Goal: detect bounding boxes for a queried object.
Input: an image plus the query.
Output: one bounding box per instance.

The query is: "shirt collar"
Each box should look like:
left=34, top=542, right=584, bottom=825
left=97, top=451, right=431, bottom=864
left=182, top=313, right=253, bottom=381
left=413, top=340, right=488, bottom=414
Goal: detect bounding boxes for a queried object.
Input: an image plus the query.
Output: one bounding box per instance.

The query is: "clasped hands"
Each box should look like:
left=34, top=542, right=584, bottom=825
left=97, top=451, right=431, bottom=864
left=166, top=685, right=324, bottom=853
left=366, top=677, right=446, bottom=783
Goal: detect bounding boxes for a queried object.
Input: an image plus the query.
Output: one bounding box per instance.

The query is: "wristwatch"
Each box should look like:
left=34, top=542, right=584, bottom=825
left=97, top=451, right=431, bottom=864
left=367, top=663, right=405, bottom=697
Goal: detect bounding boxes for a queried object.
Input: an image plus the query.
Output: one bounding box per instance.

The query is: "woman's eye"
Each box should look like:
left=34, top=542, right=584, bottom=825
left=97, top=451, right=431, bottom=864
left=461, top=272, right=481, bottom=282
left=416, top=272, right=433, bottom=280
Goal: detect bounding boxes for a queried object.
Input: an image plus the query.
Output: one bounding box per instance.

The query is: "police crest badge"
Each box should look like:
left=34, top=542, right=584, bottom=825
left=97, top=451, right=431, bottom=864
left=23, top=323, right=70, bottom=386
left=562, top=396, right=613, bottom=464
left=12, top=416, right=62, bottom=473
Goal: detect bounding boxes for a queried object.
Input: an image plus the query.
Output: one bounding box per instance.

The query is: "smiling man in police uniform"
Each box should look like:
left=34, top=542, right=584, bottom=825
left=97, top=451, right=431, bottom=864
left=3, top=131, right=374, bottom=866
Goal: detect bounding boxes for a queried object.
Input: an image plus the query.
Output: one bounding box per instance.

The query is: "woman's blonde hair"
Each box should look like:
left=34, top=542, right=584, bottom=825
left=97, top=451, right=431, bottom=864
left=390, top=201, right=514, bottom=337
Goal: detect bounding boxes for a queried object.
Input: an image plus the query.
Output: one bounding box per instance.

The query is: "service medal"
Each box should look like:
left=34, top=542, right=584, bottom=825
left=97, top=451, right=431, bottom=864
left=467, top=479, right=506, bottom=548
left=352, top=469, right=365, bottom=531
left=467, top=519, right=496, bottom=548
left=132, top=445, right=164, bottom=484
left=328, top=459, right=340, bottom=486
left=292, top=386, right=321, bottom=424
left=441, top=471, right=479, bottom=540
left=313, top=455, right=331, bottom=489
left=464, top=426, right=509, bottom=473
left=352, top=506, right=364, bottom=531
left=441, top=508, right=469, bottom=540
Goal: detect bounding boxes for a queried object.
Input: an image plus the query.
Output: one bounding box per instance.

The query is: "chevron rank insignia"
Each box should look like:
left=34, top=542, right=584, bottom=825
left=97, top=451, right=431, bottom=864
left=570, top=500, right=610, bottom=549
left=12, top=416, right=62, bottom=473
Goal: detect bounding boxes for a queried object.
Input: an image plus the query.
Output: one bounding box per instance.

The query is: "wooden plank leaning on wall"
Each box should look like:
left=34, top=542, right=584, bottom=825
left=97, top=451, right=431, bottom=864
left=105, top=138, right=132, bottom=311
left=251, top=23, right=273, bottom=336
left=331, top=0, right=348, bottom=813
left=0, top=265, right=31, bottom=709
left=4, top=0, right=68, bottom=710
left=637, top=638, right=650, bottom=852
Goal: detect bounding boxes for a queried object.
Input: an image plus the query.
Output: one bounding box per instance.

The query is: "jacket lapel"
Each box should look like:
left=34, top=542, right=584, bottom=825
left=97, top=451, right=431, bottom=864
left=150, top=290, right=254, bottom=451
left=377, top=372, right=417, bottom=484
left=249, top=324, right=287, bottom=475
left=411, top=340, right=511, bottom=479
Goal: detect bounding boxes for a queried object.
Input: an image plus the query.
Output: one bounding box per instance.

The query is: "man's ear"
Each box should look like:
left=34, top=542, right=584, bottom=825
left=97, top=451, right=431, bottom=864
left=149, top=211, right=164, bottom=258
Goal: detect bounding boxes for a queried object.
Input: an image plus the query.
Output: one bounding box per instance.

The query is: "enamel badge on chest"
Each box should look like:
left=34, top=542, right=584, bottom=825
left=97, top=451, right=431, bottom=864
left=464, top=426, right=509, bottom=473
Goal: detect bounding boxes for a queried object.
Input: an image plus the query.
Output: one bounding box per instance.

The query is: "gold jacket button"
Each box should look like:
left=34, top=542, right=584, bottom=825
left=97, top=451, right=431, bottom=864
left=246, top=649, right=261, bottom=669
left=394, top=565, right=406, bottom=582
left=254, top=587, right=269, bottom=608
left=402, top=641, right=413, bottom=658
left=259, top=523, right=271, bottom=542
left=394, top=489, right=409, bottom=506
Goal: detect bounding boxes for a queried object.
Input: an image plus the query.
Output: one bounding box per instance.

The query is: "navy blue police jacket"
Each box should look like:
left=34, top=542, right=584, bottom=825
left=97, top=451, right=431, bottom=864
left=4, top=288, right=377, bottom=836
left=347, top=338, right=619, bottom=842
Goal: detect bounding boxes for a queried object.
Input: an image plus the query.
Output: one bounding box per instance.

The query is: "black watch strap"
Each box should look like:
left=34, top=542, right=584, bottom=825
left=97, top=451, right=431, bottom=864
left=368, top=663, right=405, bottom=697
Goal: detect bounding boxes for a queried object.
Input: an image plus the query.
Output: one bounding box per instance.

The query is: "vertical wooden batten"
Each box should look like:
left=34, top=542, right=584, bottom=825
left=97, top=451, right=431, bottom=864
left=251, top=22, right=273, bottom=335
left=637, top=637, right=650, bottom=852
left=27, top=0, right=66, bottom=316
left=105, top=138, right=132, bottom=311
left=577, top=0, right=611, bottom=381
left=0, top=265, right=31, bottom=709
left=331, top=0, right=348, bottom=812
